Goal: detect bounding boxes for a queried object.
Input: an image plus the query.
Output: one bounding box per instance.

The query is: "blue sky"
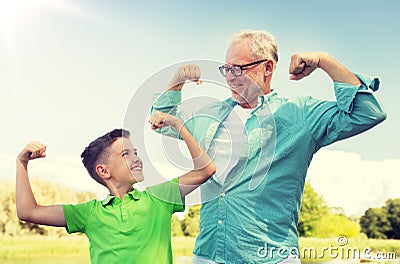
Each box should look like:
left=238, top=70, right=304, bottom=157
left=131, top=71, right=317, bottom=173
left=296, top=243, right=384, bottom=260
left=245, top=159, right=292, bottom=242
left=0, top=0, right=399, bottom=216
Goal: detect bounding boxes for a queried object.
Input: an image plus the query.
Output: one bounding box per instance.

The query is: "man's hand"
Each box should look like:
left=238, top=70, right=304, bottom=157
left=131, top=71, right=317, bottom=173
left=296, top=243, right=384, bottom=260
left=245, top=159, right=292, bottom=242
left=148, top=111, right=183, bottom=130
left=18, top=142, right=47, bottom=163
left=289, top=52, right=325, bottom=81
left=167, top=64, right=202, bottom=91
left=289, top=51, right=361, bottom=86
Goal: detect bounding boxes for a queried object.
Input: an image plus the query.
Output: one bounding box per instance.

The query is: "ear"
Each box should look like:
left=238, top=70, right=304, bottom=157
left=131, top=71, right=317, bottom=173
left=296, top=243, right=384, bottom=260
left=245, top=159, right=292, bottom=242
left=96, top=164, right=111, bottom=180
left=265, top=60, right=274, bottom=76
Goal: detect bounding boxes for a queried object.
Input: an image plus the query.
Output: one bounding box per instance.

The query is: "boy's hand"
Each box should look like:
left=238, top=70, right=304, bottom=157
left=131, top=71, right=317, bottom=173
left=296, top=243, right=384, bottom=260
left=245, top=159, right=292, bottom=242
left=18, top=141, right=47, bottom=163
left=149, top=111, right=183, bottom=130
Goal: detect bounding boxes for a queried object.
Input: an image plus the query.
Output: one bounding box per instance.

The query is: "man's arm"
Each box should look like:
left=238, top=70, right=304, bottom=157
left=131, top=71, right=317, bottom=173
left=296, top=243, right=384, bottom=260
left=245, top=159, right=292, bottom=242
left=289, top=51, right=386, bottom=147
left=149, top=111, right=216, bottom=197
left=289, top=51, right=361, bottom=86
left=166, top=64, right=202, bottom=91
left=150, top=64, right=202, bottom=139
left=16, top=142, right=66, bottom=227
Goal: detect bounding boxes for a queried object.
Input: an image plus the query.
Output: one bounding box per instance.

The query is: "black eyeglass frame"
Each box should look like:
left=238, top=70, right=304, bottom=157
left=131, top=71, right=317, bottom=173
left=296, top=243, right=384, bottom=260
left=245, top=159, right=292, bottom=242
left=218, top=59, right=268, bottom=77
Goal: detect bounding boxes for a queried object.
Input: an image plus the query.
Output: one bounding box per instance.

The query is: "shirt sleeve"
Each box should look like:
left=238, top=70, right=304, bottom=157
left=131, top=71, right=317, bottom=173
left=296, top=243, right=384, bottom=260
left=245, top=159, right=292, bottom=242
left=151, top=90, right=200, bottom=140
left=304, top=73, right=387, bottom=149
left=146, top=178, right=185, bottom=213
left=151, top=91, right=182, bottom=113
left=333, top=74, right=381, bottom=113
left=62, top=200, right=95, bottom=234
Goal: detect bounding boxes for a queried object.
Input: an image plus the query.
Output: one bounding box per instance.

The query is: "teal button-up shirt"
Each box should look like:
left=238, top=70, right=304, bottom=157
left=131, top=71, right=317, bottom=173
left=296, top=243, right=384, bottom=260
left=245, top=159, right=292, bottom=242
left=151, top=74, right=386, bottom=263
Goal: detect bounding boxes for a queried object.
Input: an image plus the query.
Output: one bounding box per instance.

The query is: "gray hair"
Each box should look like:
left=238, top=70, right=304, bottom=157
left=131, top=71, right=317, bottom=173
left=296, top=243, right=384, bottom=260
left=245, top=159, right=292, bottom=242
left=228, top=29, right=278, bottom=66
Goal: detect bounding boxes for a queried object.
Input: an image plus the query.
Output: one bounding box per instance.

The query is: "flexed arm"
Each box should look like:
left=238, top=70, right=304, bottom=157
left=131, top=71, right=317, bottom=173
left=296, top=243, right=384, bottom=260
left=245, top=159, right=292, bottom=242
left=289, top=52, right=361, bottom=86
left=150, top=64, right=203, bottom=139
left=166, top=64, right=202, bottom=91
left=289, top=52, right=386, bottom=147
left=16, top=142, right=66, bottom=227
left=149, top=111, right=216, bottom=196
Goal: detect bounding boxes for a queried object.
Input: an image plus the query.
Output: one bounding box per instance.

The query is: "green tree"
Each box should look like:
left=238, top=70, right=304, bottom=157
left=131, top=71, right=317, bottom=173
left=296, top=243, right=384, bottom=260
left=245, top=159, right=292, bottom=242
left=311, top=213, right=361, bottom=238
left=360, top=207, right=391, bottom=239
left=359, top=198, right=400, bottom=239
left=298, top=182, right=329, bottom=237
left=0, top=177, right=96, bottom=237
left=0, top=179, right=19, bottom=236
left=385, top=198, right=400, bottom=239
left=182, top=204, right=201, bottom=237
left=171, top=215, right=183, bottom=236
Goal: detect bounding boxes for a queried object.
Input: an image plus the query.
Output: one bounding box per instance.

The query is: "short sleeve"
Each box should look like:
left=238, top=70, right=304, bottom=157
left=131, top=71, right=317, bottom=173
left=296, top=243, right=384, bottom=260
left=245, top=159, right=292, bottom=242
left=63, top=200, right=95, bottom=234
left=146, top=178, right=185, bottom=213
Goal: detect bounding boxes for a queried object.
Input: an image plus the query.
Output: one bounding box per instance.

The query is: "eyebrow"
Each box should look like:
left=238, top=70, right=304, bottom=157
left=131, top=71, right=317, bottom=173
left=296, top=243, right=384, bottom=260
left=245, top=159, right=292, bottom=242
left=119, top=148, right=137, bottom=155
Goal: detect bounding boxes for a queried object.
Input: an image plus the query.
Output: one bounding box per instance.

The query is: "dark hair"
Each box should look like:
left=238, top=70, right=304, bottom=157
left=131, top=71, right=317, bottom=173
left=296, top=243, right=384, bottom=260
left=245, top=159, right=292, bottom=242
left=81, top=129, right=131, bottom=186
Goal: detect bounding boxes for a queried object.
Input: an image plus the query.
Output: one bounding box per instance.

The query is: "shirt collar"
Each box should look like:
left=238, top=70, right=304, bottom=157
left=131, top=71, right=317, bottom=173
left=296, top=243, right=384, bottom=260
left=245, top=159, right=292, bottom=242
left=101, top=188, right=142, bottom=206
left=128, top=189, right=142, bottom=200
left=257, top=91, right=277, bottom=106
left=225, top=91, right=277, bottom=111
left=251, top=91, right=277, bottom=116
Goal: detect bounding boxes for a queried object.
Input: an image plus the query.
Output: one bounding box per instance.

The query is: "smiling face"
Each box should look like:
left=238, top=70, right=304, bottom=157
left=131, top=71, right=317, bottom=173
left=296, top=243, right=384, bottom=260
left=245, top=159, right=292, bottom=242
left=225, top=39, right=272, bottom=108
left=105, top=137, right=144, bottom=185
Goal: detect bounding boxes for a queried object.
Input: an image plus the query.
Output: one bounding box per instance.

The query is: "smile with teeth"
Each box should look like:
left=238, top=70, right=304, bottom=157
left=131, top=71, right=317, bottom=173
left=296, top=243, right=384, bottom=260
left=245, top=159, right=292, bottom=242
left=230, top=84, right=243, bottom=93
left=131, top=165, right=142, bottom=171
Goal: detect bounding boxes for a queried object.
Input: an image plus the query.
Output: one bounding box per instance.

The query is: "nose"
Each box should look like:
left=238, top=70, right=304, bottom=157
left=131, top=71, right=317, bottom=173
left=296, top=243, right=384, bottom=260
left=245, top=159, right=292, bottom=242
left=225, top=69, right=237, bottom=82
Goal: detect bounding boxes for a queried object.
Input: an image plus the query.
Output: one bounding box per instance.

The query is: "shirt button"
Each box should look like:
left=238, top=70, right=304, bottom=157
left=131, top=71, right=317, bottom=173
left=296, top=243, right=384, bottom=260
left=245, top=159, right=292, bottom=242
left=218, top=220, right=223, bottom=224
left=221, top=192, right=225, bottom=197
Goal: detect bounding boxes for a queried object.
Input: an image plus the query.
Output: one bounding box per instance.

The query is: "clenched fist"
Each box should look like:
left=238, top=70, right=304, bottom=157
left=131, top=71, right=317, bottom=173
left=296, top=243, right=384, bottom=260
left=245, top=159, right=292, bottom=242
left=148, top=111, right=183, bottom=130
left=289, top=52, right=325, bottom=81
left=18, top=141, right=47, bottom=163
left=168, top=64, right=202, bottom=90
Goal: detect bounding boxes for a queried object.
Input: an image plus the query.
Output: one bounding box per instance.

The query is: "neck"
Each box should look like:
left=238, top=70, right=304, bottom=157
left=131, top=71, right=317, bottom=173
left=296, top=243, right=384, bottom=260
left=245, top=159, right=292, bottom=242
left=238, top=101, right=257, bottom=109
left=107, top=183, right=134, bottom=199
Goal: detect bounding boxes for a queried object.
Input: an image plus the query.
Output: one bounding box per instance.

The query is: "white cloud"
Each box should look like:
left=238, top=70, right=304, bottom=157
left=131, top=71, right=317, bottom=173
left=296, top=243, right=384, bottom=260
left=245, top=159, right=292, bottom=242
left=307, top=149, right=400, bottom=216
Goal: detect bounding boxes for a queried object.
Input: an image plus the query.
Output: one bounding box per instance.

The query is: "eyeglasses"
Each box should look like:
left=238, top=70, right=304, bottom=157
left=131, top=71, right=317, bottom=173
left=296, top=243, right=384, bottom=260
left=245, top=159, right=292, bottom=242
left=219, top=59, right=268, bottom=77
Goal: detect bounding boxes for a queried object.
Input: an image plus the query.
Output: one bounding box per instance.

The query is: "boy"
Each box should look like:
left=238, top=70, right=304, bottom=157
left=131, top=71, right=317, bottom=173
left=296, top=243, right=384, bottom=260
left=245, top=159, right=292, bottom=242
left=16, top=111, right=216, bottom=263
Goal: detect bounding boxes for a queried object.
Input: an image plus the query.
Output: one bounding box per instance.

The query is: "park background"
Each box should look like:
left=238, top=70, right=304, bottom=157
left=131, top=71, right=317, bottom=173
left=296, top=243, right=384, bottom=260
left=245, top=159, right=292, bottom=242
left=1, top=0, right=400, bottom=263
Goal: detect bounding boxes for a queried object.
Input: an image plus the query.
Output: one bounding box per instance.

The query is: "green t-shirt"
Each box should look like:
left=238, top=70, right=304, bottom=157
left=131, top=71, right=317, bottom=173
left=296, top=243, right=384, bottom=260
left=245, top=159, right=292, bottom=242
left=63, top=178, right=184, bottom=264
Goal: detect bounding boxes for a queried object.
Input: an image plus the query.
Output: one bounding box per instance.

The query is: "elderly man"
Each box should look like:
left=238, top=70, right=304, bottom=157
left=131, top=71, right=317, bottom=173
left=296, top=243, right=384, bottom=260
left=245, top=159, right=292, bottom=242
left=151, top=29, right=386, bottom=263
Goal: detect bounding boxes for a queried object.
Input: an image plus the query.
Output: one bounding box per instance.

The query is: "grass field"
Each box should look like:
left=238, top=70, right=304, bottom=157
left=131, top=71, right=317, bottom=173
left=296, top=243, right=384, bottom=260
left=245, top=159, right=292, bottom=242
left=0, top=235, right=89, bottom=259
left=0, top=235, right=399, bottom=263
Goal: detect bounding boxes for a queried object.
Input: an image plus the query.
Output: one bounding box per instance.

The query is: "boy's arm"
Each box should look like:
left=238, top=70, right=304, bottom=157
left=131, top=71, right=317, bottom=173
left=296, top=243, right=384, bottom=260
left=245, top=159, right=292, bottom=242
left=149, top=111, right=216, bottom=197
left=16, top=141, right=66, bottom=227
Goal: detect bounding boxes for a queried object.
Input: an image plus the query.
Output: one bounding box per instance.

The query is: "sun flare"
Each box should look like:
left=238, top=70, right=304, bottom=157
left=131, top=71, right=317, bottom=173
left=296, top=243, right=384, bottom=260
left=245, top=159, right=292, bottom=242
left=0, top=0, right=90, bottom=63
left=0, top=0, right=36, bottom=28
left=0, top=0, right=85, bottom=34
